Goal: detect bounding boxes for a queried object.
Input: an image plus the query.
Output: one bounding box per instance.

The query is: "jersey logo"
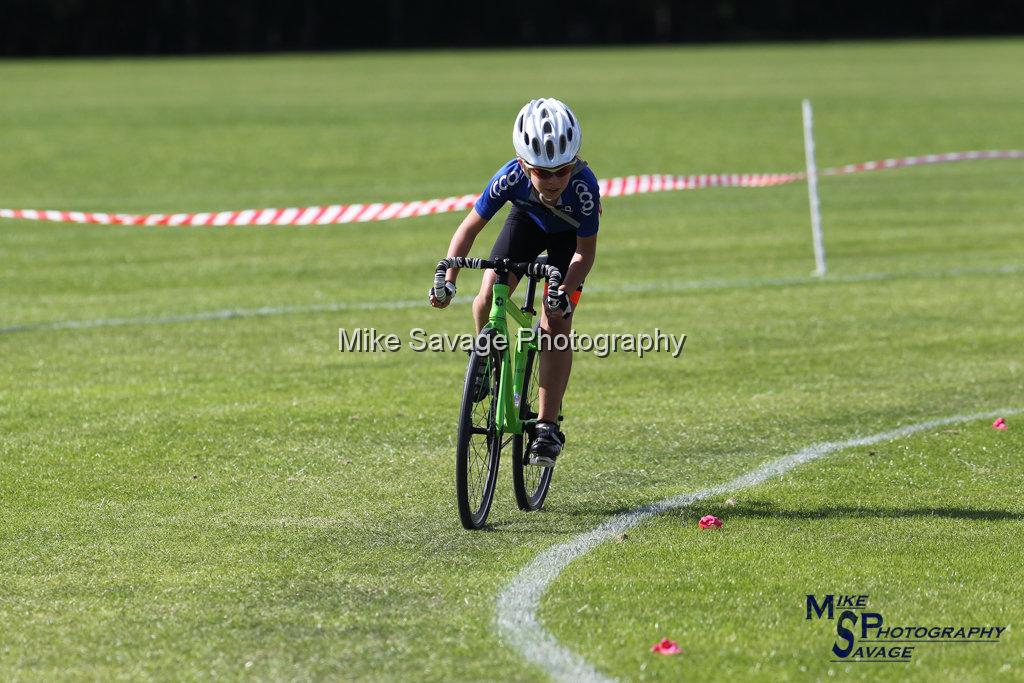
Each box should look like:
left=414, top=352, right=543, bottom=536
left=489, top=166, right=523, bottom=199
left=572, top=179, right=595, bottom=215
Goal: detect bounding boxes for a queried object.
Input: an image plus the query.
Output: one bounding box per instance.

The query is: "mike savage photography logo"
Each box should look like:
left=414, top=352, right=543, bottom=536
left=338, top=327, right=686, bottom=359
left=805, top=593, right=1007, bottom=664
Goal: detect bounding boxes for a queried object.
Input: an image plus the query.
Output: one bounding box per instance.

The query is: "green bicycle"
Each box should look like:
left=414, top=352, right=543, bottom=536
left=432, top=256, right=563, bottom=530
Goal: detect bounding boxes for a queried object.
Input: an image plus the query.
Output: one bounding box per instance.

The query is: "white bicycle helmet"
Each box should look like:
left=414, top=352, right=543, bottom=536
left=512, top=98, right=582, bottom=169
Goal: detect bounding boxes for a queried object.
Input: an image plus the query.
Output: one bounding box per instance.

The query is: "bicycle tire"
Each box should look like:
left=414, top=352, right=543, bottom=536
left=512, top=327, right=554, bottom=511
left=455, top=328, right=504, bottom=529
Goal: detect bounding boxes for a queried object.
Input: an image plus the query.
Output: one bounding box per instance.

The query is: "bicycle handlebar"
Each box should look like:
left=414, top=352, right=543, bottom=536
left=432, top=257, right=562, bottom=302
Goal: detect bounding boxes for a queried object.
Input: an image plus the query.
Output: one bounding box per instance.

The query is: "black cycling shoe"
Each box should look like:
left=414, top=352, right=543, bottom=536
left=529, top=421, right=565, bottom=467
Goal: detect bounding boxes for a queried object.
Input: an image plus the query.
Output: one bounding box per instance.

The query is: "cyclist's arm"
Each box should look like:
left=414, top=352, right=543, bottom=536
left=560, top=234, right=597, bottom=294
left=444, top=209, right=489, bottom=285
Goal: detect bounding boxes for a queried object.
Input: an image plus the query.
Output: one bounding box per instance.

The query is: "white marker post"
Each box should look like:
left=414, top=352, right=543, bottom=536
left=802, top=99, right=827, bottom=276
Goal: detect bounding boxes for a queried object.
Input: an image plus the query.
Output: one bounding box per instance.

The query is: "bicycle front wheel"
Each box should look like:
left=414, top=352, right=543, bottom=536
left=455, top=328, right=504, bottom=530
left=512, top=334, right=554, bottom=511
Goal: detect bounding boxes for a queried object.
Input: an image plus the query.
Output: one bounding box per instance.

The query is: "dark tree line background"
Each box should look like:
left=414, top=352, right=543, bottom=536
left=3, top=0, right=1022, bottom=56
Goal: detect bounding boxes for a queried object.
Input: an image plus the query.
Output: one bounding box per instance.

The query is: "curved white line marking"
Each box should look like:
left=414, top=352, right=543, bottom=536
left=496, top=408, right=1021, bottom=682
left=2, top=263, right=1020, bottom=335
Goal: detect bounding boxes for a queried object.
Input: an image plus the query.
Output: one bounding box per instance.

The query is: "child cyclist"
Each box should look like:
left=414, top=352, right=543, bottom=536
left=429, top=98, right=600, bottom=468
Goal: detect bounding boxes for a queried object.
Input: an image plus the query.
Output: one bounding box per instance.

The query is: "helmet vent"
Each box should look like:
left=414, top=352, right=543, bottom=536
left=559, top=135, right=567, bottom=154
left=542, top=121, right=552, bottom=134
left=532, top=138, right=541, bottom=154
left=545, top=139, right=555, bottom=160
left=517, top=114, right=524, bottom=132
left=523, top=132, right=529, bottom=146
left=540, top=108, right=549, bottom=119
left=567, top=127, right=573, bottom=142
left=566, top=111, right=575, bottom=127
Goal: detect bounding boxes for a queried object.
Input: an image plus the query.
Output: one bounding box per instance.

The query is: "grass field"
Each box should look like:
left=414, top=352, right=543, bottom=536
left=1, top=40, right=1023, bottom=681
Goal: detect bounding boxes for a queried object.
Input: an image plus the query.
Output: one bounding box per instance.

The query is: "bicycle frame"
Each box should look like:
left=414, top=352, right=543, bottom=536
left=439, top=256, right=562, bottom=528
left=482, top=282, right=538, bottom=436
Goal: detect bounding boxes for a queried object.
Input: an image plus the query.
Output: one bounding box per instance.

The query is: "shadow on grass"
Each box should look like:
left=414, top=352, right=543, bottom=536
left=471, top=496, right=1024, bottom=535
left=669, top=499, right=1024, bottom=522
left=480, top=499, right=658, bottom=532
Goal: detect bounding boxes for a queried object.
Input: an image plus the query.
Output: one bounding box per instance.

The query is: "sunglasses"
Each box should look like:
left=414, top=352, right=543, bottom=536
left=522, top=161, right=576, bottom=180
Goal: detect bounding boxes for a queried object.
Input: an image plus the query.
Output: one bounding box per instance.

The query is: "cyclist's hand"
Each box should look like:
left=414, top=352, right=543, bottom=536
left=545, top=288, right=573, bottom=319
left=429, top=281, right=456, bottom=309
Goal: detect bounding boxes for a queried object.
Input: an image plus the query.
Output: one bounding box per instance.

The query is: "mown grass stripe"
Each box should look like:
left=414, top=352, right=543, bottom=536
left=2, top=263, right=1021, bottom=336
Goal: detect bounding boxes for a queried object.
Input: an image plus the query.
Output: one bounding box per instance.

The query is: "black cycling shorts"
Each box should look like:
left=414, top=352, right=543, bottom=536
left=488, top=206, right=583, bottom=300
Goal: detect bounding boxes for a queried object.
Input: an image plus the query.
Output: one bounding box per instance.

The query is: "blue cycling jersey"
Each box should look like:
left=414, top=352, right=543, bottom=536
left=473, top=159, right=600, bottom=237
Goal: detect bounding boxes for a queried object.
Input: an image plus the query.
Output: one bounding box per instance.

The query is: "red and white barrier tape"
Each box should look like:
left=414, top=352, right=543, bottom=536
left=1, top=150, right=1020, bottom=227
left=822, top=150, right=1023, bottom=176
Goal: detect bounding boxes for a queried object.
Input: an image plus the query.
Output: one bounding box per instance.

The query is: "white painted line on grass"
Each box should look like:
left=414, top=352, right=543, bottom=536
left=2, top=263, right=1021, bottom=336
left=495, top=408, right=1022, bottom=683
left=602, top=262, right=1024, bottom=295
left=0, top=299, right=427, bottom=335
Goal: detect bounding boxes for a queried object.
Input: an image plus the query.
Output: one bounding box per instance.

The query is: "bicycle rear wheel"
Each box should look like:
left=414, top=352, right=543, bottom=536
left=456, top=328, right=504, bottom=529
left=512, top=332, right=554, bottom=511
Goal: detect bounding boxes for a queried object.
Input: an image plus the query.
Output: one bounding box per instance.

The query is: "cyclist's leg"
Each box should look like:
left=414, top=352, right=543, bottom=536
left=474, top=207, right=546, bottom=333
left=536, top=230, right=582, bottom=425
